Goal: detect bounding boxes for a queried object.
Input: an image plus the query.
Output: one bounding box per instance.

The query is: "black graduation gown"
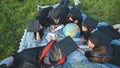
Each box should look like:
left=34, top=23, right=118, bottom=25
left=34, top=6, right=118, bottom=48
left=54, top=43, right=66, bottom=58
left=108, top=44, right=120, bottom=66
left=12, top=47, right=44, bottom=68
left=36, top=7, right=53, bottom=27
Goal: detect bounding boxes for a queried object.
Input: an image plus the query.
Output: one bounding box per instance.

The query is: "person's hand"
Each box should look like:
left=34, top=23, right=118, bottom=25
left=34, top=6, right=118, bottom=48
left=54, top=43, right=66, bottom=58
left=36, top=32, right=41, bottom=42
left=50, top=25, right=59, bottom=32
left=74, top=20, right=79, bottom=24
left=80, top=37, right=86, bottom=42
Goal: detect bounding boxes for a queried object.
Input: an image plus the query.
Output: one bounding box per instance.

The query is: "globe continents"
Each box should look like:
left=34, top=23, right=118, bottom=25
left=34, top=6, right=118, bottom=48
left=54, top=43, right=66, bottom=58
left=63, top=23, right=80, bottom=38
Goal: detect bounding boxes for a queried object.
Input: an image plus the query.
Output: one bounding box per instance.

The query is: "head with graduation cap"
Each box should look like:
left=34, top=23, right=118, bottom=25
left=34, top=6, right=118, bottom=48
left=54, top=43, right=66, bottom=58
left=82, top=16, right=98, bottom=32
left=85, top=30, right=113, bottom=63
left=47, top=4, right=69, bottom=25
left=87, top=30, right=112, bottom=49
left=42, top=37, right=78, bottom=66
left=67, top=6, right=83, bottom=26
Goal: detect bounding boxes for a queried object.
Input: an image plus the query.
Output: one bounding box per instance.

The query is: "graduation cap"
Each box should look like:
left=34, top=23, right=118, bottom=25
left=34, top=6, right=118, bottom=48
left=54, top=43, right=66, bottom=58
left=67, top=6, right=82, bottom=19
left=83, top=16, right=98, bottom=29
left=27, top=20, right=40, bottom=32
left=89, top=30, right=112, bottom=47
left=55, top=36, right=78, bottom=56
left=48, top=7, right=63, bottom=19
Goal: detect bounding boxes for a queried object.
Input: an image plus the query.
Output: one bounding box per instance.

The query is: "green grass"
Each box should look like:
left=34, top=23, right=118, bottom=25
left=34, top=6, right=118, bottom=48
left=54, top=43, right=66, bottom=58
left=80, top=0, right=120, bottom=24
left=0, top=0, right=120, bottom=60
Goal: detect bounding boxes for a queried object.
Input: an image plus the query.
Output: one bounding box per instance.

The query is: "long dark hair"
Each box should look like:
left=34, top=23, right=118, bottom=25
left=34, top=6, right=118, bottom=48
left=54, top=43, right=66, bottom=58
left=82, top=27, right=93, bottom=40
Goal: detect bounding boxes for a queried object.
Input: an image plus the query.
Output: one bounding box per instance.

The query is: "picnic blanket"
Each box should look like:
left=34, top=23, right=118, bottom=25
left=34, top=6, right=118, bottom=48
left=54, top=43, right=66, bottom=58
left=17, top=26, right=119, bottom=68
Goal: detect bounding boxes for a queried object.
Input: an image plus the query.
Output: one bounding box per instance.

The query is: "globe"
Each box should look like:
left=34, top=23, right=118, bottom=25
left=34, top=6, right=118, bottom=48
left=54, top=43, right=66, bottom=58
left=63, top=23, right=80, bottom=38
